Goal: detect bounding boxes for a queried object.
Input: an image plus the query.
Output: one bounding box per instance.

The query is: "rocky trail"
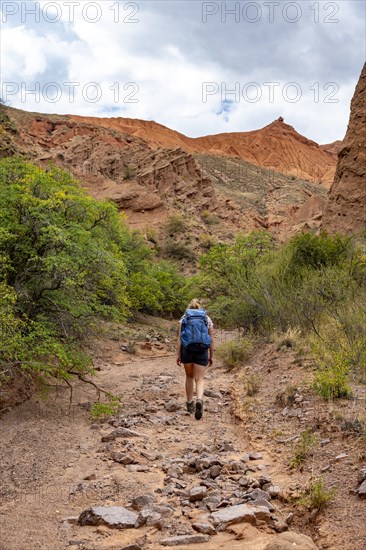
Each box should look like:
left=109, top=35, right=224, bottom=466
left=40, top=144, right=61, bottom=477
left=0, top=327, right=365, bottom=550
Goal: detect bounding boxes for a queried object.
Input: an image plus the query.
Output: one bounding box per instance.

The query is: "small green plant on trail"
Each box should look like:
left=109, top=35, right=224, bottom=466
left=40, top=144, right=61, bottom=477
left=289, top=429, right=319, bottom=469
left=90, top=395, right=122, bottom=420
left=299, top=478, right=335, bottom=512
left=216, top=336, right=254, bottom=370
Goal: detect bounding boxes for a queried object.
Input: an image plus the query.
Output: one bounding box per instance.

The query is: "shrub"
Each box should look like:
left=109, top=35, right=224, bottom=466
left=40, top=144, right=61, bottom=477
left=300, top=478, right=335, bottom=512
left=289, top=429, right=319, bottom=469
left=286, top=232, right=352, bottom=275
left=199, top=233, right=217, bottom=250
left=167, top=214, right=186, bottom=236
left=90, top=396, right=122, bottom=420
left=0, top=106, right=17, bottom=133
left=246, top=374, right=260, bottom=396
left=0, top=159, right=188, bottom=387
left=145, top=227, right=158, bottom=245
left=163, top=239, right=195, bottom=261
left=276, top=383, right=298, bottom=406
left=313, top=350, right=352, bottom=400
left=123, top=165, right=135, bottom=180
left=216, top=336, right=254, bottom=370
left=273, top=327, right=301, bottom=350
left=201, top=210, right=219, bottom=225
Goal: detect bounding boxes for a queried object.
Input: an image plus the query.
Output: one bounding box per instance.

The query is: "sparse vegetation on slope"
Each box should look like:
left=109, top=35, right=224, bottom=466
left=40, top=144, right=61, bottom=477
left=194, top=230, right=366, bottom=399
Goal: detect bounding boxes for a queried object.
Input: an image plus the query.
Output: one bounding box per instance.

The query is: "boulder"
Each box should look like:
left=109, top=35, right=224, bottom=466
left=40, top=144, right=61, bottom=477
left=264, top=531, right=318, bottom=549
left=210, top=504, right=270, bottom=529
left=78, top=506, right=137, bottom=529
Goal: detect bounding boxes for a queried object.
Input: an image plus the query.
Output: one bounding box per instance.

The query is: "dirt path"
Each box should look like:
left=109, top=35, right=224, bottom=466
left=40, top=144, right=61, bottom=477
left=0, top=330, right=364, bottom=550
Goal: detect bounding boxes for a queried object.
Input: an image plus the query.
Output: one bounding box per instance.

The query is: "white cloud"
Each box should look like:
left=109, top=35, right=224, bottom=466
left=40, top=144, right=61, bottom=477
left=1, top=0, right=364, bottom=143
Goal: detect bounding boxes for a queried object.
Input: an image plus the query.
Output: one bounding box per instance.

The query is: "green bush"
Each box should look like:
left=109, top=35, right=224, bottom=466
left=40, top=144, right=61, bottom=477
left=300, top=478, right=335, bottom=512
left=167, top=214, right=186, bottom=235
left=90, top=396, right=122, bottom=420
left=194, top=230, right=366, bottom=398
left=286, top=232, right=352, bottom=274
left=163, top=239, right=195, bottom=261
left=216, top=336, right=253, bottom=370
left=0, top=159, right=188, bottom=386
left=289, top=429, right=319, bottom=469
left=313, top=350, right=352, bottom=400
left=201, top=210, right=219, bottom=225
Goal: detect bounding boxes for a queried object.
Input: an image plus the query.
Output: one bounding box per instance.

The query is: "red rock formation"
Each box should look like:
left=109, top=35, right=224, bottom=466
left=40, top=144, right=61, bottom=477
left=69, top=115, right=337, bottom=186
left=320, top=140, right=343, bottom=156
left=2, top=109, right=218, bottom=231
left=0, top=106, right=333, bottom=240
left=322, top=63, right=366, bottom=234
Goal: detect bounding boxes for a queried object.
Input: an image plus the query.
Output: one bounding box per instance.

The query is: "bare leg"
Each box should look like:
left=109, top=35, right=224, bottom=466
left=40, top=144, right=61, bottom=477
left=184, top=363, right=194, bottom=402
left=194, top=364, right=206, bottom=401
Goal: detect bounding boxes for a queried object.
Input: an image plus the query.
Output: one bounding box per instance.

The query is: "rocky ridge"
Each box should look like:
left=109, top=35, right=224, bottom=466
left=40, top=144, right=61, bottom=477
left=322, top=62, right=366, bottom=234
left=0, top=106, right=332, bottom=244
left=69, top=114, right=338, bottom=186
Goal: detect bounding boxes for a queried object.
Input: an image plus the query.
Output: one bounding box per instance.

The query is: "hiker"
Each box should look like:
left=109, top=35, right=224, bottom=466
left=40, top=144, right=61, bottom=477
left=176, top=299, right=214, bottom=420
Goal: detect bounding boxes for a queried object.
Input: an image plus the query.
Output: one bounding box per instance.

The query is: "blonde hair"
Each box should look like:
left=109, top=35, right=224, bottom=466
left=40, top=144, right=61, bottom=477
left=188, top=298, right=202, bottom=309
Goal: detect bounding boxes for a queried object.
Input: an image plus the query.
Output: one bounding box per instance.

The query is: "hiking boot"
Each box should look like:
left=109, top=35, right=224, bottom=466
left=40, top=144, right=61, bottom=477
left=195, top=399, right=203, bottom=420
left=186, top=401, right=195, bottom=414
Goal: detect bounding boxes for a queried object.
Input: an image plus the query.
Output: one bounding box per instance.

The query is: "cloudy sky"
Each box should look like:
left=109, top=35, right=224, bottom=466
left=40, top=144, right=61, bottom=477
left=1, top=0, right=365, bottom=143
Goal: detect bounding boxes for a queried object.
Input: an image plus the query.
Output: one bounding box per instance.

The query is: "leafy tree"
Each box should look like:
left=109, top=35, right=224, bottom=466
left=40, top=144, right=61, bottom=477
left=0, top=159, right=188, bottom=385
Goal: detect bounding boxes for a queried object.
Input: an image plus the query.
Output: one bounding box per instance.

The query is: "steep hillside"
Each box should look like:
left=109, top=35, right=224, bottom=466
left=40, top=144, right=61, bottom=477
left=0, top=106, right=330, bottom=248
left=194, top=118, right=337, bottom=185
left=68, top=115, right=337, bottom=186
left=195, top=154, right=327, bottom=239
left=322, top=63, right=366, bottom=234
left=0, top=108, right=217, bottom=231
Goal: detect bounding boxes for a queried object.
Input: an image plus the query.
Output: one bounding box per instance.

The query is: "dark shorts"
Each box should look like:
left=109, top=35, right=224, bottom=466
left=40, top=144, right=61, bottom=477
left=181, top=347, right=209, bottom=366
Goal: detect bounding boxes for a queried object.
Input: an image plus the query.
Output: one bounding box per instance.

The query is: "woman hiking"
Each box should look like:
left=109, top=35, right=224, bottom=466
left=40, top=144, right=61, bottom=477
left=176, top=299, right=214, bottom=420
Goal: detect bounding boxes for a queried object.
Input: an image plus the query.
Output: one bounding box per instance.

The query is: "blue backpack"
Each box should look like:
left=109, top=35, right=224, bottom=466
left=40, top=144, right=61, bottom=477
left=181, top=309, right=211, bottom=352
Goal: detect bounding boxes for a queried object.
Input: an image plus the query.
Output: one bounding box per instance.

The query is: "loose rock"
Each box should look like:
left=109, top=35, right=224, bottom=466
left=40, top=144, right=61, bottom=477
left=204, top=389, right=222, bottom=399
left=111, top=452, right=137, bottom=465
left=189, top=486, right=208, bottom=502
left=160, top=534, right=210, bottom=546
left=78, top=506, right=138, bottom=529
left=358, top=480, right=366, bottom=498
left=210, top=465, right=221, bottom=478
left=264, top=531, right=318, bottom=549
left=357, top=467, right=366, bottom=483
left=192, top=521, right=217, bottom=535
left=249, top=452, right=263, bottom=460
left=335, top=452, right=348, bottom=461
left=165, top=399, right=181, bottom=412
left=131, top=494, right=155, bottom=511
left=101, top=427, right=145, bottom=442
left=210, top=504, right=270, bottom=529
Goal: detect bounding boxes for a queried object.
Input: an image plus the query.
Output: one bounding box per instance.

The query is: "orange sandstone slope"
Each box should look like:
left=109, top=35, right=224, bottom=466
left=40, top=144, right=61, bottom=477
left=322, top=63, right=366, bottom=234
left=68, top=115, right=338, bottom=186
